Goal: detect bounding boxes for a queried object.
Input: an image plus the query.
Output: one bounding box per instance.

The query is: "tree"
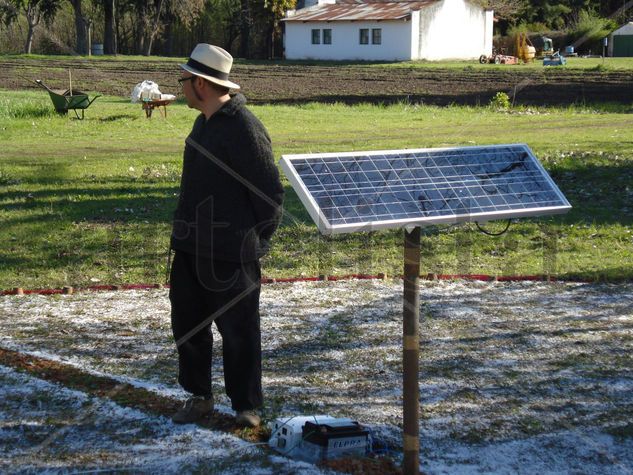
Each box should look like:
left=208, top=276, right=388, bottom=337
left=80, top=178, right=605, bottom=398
left=103, top=0, right=116, bottom=54
left=264, top=0, right=296, bottom=58
left=0, top=0, right=61, bottom=53
left=243, top=0, right=294, bottom=59
left=209, top=0, right=241, bottom=52
left=134, top=0, right=164, bottom=55
left=68, top=0, right=89, bottom=54
left=162, top=0, right=204, bottom=53
left=127, top=0, right=203, bottom=56
left=568, top=9, right=617, bottom=52
left=238, top=0, right=250, bottom=57
left=473, top=0, right=526, bottom=21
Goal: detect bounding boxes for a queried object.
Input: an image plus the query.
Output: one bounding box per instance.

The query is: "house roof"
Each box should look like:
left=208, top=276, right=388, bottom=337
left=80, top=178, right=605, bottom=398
left=612, top=22, right=633, bottom=35
left=283, top=1, right=439, bottom=22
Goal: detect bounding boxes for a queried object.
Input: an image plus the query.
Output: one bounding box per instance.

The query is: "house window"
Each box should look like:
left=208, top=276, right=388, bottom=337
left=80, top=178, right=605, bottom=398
left=323, top=29, right=332, bottom=45
left=372, top=28, right=382, bottom=45
left=359, top=28, right=369, bottom=45
left=312, top=29, right=320, bottom=44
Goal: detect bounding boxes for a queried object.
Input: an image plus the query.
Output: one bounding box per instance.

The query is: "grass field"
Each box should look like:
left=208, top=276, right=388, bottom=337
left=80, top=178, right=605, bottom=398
left=1, top=89, right=632, bottom=289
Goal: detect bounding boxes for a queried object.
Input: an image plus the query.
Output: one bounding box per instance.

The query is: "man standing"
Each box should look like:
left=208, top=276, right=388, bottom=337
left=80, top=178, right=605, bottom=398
left=169, top=44, right=284, bottom=427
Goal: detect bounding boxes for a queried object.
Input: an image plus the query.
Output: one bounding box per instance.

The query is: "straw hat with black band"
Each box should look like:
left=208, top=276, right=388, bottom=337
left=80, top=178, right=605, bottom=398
left=180, top=44, right=240, bottom=91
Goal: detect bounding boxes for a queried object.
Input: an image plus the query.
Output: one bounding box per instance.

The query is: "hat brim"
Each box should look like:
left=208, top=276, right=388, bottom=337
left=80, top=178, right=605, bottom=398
left=179, top=64, right=240, bottom=90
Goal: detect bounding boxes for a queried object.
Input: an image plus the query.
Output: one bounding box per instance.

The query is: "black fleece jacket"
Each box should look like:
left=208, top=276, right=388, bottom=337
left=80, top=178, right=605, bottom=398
left=171, top=93, right=284, bottom=262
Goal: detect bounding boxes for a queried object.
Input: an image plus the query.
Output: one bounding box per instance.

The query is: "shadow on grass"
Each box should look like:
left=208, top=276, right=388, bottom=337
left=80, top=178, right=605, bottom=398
left=97, top=114, right=138, bottom=122
left=2, top=190, right=177, bottom=224
left=2, top=157, right=631, bottom=231
left=1, top=157, right=632, bottom=285
left=558, top=267, right=633, bottom=282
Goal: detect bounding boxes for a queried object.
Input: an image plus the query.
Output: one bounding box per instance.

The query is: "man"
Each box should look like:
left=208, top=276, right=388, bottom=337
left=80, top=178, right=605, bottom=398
left=169, top=44, right=284, bottom=427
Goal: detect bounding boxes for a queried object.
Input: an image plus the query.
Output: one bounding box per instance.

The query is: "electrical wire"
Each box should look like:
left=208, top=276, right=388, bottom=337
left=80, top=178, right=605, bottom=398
left=474, top=219, right=512, bottom=236
left=215, top=414, right=321, bottom=457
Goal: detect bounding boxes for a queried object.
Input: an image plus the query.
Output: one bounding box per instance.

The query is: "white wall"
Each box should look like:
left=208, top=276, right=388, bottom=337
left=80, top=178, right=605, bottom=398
left=284, top=20, right=414, bottom=61
left=484, top=9, right=493, bottom=55
left=284, top=0, right=492, bottom=61
left=410, top=10, right=421, bottom=60
left=418, top=0, right=492, bottom=60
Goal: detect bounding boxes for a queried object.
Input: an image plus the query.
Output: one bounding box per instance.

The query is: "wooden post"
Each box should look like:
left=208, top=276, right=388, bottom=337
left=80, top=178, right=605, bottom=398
left=403, top=227, right=420, bottom=475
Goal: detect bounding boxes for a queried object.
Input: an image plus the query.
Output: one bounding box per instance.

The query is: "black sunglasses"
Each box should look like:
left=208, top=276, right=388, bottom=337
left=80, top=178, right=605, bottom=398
left=178, top=76, right=194, bottom=84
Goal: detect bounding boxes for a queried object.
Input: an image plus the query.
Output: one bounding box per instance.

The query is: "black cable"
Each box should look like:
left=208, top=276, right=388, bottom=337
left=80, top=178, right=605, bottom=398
left=475, top=219, right=512, bottom=236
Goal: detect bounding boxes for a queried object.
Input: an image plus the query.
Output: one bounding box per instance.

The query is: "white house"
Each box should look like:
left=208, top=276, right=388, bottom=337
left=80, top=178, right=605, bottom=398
left=282, top=0, right=493, bottom=61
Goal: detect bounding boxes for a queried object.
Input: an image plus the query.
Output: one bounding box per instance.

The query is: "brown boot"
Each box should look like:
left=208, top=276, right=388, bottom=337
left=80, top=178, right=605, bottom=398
left=235, top=410, right=261, bottom=428
left=172, top=396, right=213, bottom=424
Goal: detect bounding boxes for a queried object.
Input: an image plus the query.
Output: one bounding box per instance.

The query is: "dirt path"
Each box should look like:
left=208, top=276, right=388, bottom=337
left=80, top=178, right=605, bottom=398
left=2, top=57, right=632, bottom=105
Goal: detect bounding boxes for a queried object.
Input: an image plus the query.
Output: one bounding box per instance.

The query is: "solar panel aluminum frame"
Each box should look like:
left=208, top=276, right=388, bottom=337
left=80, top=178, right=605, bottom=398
left=280, top=144, right=571, bottom=236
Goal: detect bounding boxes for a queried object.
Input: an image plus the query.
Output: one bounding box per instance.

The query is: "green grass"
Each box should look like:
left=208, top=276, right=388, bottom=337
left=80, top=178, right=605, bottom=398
left=1, top=89, right=632, bottom=289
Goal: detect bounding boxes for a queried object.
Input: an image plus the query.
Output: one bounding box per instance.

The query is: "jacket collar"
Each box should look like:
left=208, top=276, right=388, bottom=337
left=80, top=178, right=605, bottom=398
left=215, top=93, right=246, bottom=117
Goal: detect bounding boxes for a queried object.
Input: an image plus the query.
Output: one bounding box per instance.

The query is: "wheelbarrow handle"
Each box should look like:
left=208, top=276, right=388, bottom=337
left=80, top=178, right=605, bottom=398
left=34, top=79, right=55, bottom=94
left=87, top=95, right=101, bottom=107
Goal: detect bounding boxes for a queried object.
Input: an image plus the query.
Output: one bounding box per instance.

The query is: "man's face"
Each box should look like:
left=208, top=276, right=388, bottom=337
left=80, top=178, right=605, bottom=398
left=179, top=73, right=198, bottom=109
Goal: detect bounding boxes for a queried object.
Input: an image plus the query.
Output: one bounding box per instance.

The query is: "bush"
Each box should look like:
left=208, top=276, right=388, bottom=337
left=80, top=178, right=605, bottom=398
left=0, top=22, right=26, bottom=54
left=489, top=92, right=511, bottom=110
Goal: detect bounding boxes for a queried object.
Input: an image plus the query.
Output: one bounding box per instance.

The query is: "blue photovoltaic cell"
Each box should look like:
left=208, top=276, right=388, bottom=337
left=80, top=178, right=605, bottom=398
left=281, top=144, right=571, bottom=234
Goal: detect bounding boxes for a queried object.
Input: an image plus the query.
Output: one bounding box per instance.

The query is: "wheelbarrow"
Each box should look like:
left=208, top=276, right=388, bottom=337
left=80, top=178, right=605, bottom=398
left=34, top=79, right=100, bottom=120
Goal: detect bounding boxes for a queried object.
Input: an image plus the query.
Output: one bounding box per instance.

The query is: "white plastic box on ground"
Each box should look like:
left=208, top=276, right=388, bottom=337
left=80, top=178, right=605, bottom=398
left=268, top=415, right=371, bottom=463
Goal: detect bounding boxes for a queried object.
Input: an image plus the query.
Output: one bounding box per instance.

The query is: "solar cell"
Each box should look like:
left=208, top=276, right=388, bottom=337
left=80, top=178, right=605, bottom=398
left=280, top=144, right=571, bottom=235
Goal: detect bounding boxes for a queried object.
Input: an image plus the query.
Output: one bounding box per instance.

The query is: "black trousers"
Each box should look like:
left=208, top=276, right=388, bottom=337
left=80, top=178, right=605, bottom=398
left=169, top=250, right=263, bottom=411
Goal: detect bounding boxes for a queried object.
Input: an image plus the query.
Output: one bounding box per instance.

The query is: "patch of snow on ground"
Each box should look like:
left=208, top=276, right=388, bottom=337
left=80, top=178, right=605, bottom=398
left=1, top=279, right=632, bottom=473
left=0, top=365, right=333, bottom=474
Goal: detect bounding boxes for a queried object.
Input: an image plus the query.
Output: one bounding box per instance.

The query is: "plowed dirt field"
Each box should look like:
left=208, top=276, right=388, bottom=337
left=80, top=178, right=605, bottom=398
left=2, top=56, right=632, bottom=105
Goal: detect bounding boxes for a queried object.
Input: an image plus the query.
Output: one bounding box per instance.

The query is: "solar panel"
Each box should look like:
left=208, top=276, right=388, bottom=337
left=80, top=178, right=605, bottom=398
left=280, top=144, right=571, bottom=235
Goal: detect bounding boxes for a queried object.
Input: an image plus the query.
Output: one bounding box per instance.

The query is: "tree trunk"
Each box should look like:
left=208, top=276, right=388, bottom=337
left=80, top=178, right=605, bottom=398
left=70, top=0, right=88, bottom=54
left=134, top=2, right=146, bottom=56
left=104, top=0, right=117, bottom=54
left=25, top=23, right=35, bottom=54
left=137, top=31, right=145, bottom=55
left=135, top=2, right=148, bottom=55
left=164, top=20, right=173, bottom=56
left=226, top=26, right=237, bottom=53
left=23, top=4, right=39, bottom=55
left=144, top=34, right=154, bottom=56
left=239, top=0, right=250, bottom=58
left=142, top=0, right=165, bottom=56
